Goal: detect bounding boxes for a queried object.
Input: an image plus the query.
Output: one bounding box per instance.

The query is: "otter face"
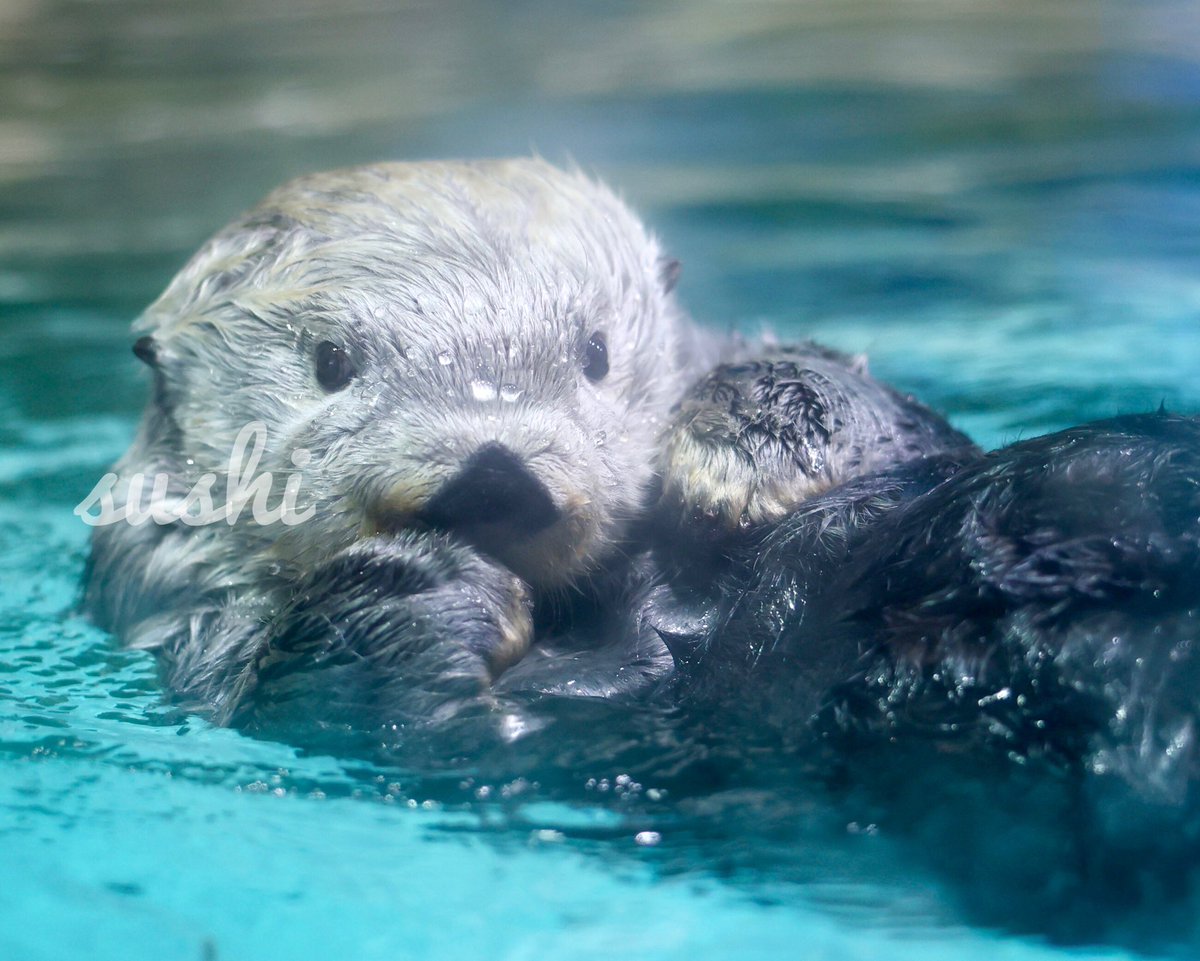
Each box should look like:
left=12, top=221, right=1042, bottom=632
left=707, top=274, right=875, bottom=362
left=136, top=159, right=692, bottom=589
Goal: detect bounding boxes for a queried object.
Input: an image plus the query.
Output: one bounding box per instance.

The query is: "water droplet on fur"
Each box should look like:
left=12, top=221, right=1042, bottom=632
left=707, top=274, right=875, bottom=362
left=471, top=380, right=498, bottom=402
left=500, top=384, right=523, bottom=403
left=436, top=351, right=453, bottom=366
left=593, top=430, right=608, bottom=447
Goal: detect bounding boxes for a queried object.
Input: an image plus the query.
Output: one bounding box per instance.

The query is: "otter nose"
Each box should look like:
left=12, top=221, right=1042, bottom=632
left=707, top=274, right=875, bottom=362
left=421, top=443, right=560, bottom=540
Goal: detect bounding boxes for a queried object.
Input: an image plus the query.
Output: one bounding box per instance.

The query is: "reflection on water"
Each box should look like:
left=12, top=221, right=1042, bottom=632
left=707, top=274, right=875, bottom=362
left=2, top=2, right=1200, bottom=959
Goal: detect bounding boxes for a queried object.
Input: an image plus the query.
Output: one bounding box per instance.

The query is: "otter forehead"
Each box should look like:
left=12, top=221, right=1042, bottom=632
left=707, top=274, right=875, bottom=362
left=144, top=159, right=665, bottom=342
left=264, top=159, right=654, bottom=264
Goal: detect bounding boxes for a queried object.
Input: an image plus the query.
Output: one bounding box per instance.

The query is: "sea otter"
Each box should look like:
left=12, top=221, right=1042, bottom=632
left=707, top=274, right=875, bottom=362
left=84, top=158, right=1200, bottom=814
left=84, top=158, right=710, bottom=723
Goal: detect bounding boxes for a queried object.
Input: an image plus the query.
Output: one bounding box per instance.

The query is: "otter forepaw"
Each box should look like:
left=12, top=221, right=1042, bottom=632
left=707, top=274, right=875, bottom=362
left=659, top=353, right=844, bottom=542
left=658, top=344, right=976, bottom=546
left=243, top=532, right=533, bottom=731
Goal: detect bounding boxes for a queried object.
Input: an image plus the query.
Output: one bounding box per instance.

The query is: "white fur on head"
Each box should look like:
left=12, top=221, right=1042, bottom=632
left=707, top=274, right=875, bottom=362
left=131, top=158, right=695, bottom=589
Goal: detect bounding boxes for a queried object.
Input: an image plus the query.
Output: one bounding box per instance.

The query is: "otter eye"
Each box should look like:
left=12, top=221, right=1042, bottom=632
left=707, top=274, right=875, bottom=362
left=582, top=332, right=609, bottom=382
left=315, top=341, right=356, bottom=392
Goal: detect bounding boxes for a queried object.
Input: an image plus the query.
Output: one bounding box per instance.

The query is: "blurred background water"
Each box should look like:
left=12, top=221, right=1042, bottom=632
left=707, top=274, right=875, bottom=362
left=2, top=1, right=1199, bottom=959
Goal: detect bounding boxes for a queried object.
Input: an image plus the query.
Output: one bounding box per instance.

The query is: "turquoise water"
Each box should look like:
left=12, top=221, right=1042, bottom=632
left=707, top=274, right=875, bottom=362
left=4, top=1, right=1200, bottom=958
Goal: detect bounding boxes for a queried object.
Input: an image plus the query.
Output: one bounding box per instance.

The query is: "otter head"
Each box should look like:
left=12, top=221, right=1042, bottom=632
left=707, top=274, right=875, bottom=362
left=134, top=159, right=692, bottom=590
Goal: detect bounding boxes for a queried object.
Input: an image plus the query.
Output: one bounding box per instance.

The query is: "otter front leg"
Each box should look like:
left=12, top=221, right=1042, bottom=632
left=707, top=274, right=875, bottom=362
left=657, top=342, right=977, bottom=544
left=235, top=532, right=532, bottom=734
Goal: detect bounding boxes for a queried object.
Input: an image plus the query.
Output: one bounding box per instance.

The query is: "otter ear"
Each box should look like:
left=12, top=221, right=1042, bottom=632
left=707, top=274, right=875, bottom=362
left=658, top=257, right=682, bottom=294
left=133, top=335, right=158, bottom=367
